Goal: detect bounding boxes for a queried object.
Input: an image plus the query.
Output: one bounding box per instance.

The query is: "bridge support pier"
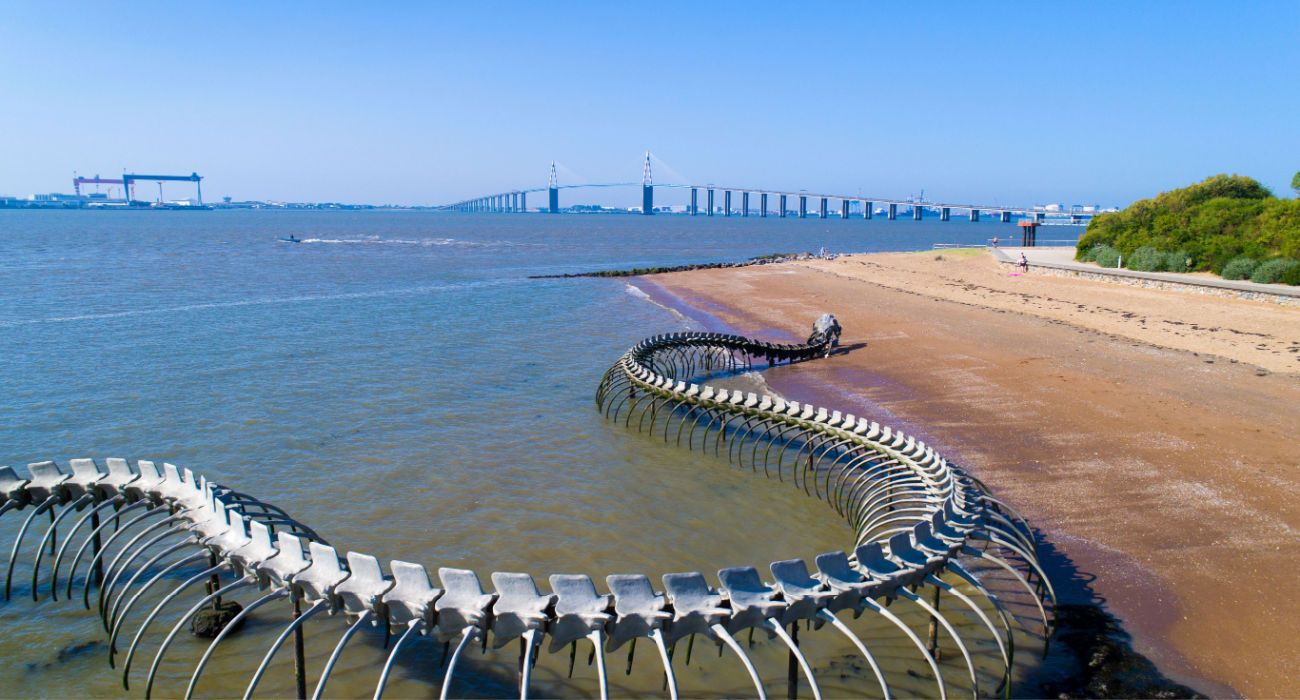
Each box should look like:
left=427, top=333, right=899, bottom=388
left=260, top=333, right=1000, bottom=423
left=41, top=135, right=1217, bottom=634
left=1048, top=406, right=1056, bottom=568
left=642, top=184, right=654, bottom=215
left=548, top=187, right=559, bottom=214
left=742, top=192, right=749, bottom=217
left=969, top=209, right=979, bottom=222
left=913, top=205, right=923, bottom=221
left=779, top=194, right=787, bottom=218
left=760, top=193, right=768, bottom=217
left=520, top=192, right=527, bottom=212
left=863, top=201, right=872, bottom=219
left=799, top=196, right=807, bottom=218
left=840, top=199, right=849, bottom=219
left=940, top=207, right=950, bottom=222
left=724, top=191, right=732, bottom=217
left=690, top=188, right=698, bottom=216
left=819, top=197, right=828, bottom=219
left=707, top=189, right=714, bottom=216
left=1000, top=210, right=1011, bottom=223
left=888, top=203, right=897, bottom=220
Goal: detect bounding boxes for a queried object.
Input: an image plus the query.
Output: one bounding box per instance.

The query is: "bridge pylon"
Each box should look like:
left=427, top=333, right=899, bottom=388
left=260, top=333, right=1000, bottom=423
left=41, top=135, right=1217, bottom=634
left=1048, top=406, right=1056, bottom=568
left=548, top=162, right=559, bottom=214
left=641, top=151, right=653, bottom=215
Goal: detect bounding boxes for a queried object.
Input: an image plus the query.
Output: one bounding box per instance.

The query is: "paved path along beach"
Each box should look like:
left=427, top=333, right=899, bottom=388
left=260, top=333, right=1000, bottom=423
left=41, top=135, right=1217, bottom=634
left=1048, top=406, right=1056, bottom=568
left=642, top=249, right=1300, bottom=697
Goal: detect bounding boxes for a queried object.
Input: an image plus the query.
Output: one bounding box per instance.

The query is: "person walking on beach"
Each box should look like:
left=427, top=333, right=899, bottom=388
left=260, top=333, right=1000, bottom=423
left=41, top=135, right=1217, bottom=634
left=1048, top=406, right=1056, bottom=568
left=1019, top=252, right=1029, bottom=273
left=992, top=236, right=999, bottom=247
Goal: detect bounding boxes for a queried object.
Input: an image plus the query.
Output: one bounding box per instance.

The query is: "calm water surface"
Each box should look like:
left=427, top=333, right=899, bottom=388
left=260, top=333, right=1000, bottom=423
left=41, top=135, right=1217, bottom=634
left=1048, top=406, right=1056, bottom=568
left=0, top=210, right=1034, bottom=697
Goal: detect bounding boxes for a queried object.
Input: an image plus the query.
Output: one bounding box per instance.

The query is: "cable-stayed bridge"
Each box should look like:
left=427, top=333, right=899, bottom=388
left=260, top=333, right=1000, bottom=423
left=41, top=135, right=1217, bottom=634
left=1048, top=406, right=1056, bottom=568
left=440, top=155, right=1099, bottom=225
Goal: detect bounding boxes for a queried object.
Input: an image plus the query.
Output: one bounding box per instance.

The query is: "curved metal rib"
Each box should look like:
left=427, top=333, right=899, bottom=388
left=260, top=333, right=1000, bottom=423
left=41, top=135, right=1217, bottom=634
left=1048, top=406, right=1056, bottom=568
left=962, top=547, right=1050, bottom=636
left=816, top=609, right=889, bottom=699
left=438, top=627, right=478, bottom=700
left=898, top=587, right=978, bottom=699
left=107, top=538, right=196, bottom=636
left=185, top=589, right=288, bottom=700
left=241, top=598, right=327, bottom=700
left=141, top=576, right=254, bottom=696
left=4, top=495, right=57, bottom=600
left=946, top=561, right=1015, bottom=681
left=120, top=563, right=228, bottom=684
left=31, top=494, right=91, bottom=600
left=66, top=499, right=147, bottom=600
left=374, top=619, right=424, bottom=700
left=519, top=628, right=539, bottom=700
left=108, top=551, right=207, bottom=662
left=312, top=610, right=372, bottom=700
left=649, top=628, right=677, bottom=700
left=84, top=504, right=170, bottom=608
left=101, top=523, right=186, bottom=623
left=588, top=629, right=610, bottom=700
left=766, top=619, right=822, bottom=700
left=710, top=623, right=766, bottom=700
left=51, top=496, right=123, bottom=599
left=862, top=597, right=946, bottom=700
left=927, top=573, right=1011, bottom=693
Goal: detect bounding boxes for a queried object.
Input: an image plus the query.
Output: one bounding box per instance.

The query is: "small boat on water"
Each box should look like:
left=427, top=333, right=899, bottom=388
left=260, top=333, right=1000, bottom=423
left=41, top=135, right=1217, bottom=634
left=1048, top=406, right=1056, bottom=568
left=278, top=235, right=302, bottom=243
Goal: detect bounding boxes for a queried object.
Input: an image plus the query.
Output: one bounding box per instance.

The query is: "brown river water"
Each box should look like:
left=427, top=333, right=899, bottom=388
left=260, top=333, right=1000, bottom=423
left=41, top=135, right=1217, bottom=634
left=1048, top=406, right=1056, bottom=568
left=0, top=210, right=1047, bottom=697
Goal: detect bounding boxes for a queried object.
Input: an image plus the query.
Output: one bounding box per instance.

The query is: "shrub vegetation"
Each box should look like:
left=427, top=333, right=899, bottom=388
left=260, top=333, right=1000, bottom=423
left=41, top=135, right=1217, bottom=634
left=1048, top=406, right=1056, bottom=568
left=1250, top=258, right=1298, bottom=284
left=1124, top=246, right=1165, bottom=271
left=1283, top=263, right=1300, bottom=286
left=1075, top=174, right=1300, bottom=283
left=1091, top=245, right=1121, bottom=268
left=1220, top=257, right=1258, bottom=280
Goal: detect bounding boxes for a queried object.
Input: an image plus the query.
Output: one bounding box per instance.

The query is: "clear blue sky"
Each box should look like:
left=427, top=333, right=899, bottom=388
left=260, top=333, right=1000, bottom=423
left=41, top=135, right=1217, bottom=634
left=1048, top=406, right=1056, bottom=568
left=2, top=1, right=1297, bottom=207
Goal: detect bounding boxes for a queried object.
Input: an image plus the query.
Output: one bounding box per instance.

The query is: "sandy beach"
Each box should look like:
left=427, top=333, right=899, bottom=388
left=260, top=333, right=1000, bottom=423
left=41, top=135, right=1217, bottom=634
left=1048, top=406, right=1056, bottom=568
left=642, top=249, right=1300, bottom=697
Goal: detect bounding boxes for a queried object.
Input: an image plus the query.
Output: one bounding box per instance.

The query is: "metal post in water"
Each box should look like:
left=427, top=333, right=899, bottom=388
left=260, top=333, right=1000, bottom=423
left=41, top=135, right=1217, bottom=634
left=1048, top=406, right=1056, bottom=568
left=90, top=508, right=105, bottom=586
left=787, top=623, right=799, bottom=700
left=293, top=594, right=307, bottom=699
left=926, top=582, right=942, bottom=660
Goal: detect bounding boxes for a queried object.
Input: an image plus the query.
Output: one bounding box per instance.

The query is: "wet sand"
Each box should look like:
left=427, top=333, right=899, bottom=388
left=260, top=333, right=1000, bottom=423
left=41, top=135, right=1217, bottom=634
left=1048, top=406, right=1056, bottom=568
left=642, top=249, right=1300, bottom=697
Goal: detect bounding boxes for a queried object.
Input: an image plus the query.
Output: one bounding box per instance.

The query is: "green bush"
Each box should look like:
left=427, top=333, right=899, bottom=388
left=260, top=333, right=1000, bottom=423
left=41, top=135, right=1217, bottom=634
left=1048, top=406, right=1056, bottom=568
left=1077, top=245, right=1099, bottom=262
left=1281, top=263, right=1300, bottom=285
left=1075, top=174, right=1300, bottom=272
left=1220, top=256, right=1258, bottom=280
left=1092, top=245, right=1121, bottom=268
left=1163, top=250, right=1191, bottom=272
left=1250, top=258, right=1298, bottom=284
left=1125, top=246, right=1165, bottom=271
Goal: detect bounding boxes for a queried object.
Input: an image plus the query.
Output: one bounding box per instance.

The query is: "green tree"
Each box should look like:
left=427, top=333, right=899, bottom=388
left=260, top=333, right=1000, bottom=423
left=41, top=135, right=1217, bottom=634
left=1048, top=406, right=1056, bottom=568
left=1292, top=171, right=1300, bottom=196
left=1075, top=174, right=1300, bottom=272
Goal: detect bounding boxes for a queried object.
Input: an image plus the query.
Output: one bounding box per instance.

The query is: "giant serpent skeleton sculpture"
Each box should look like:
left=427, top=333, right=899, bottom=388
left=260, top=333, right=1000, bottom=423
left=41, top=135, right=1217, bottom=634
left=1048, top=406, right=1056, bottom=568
left=1, top=315, right=1054, bottom=699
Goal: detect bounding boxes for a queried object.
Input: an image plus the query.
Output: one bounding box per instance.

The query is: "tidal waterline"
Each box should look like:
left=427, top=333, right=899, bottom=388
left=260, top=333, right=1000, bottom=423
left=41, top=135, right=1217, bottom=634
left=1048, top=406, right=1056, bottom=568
left=0, top=210, right=1032, bottom=697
